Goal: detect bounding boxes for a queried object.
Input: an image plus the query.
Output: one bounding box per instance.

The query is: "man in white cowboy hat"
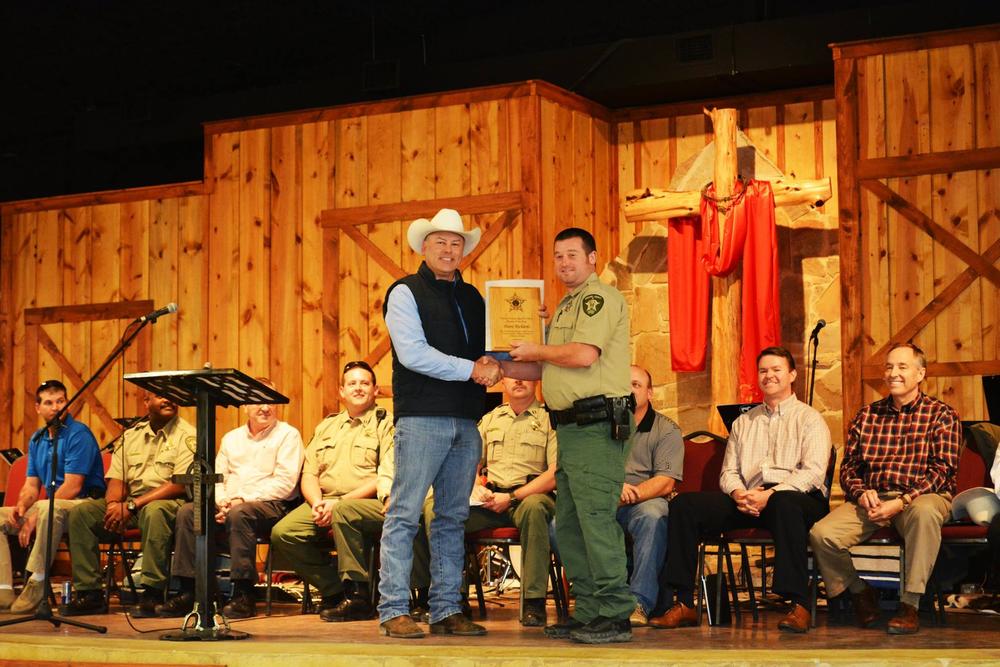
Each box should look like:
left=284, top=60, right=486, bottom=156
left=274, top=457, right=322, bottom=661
left=377, top=208, right=500, bottom=638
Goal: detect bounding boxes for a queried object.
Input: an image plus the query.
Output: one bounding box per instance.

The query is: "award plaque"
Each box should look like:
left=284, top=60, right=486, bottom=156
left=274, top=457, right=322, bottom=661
left=484, top=279, right=544, bottom=352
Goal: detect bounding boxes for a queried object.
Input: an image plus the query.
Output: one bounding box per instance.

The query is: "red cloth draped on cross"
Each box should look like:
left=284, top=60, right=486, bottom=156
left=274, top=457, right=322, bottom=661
left=666, top=179, right=781, bottom=403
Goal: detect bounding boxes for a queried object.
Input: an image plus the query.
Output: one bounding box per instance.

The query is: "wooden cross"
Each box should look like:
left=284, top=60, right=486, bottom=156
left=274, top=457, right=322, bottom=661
left=623, top=108, right=832, bottom=434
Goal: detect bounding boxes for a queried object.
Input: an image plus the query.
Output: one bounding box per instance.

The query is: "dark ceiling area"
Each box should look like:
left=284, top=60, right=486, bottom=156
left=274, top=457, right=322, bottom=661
left=1, top=0, right=998, bottom=203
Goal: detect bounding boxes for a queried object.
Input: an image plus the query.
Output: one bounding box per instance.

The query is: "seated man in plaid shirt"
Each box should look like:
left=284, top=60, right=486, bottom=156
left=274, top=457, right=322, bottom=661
left=810, top=342, right=961, bottom=635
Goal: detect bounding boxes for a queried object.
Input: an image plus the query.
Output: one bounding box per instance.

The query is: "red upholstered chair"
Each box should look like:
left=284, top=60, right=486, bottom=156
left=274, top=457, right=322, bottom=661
left=680, top=431, right=744, bottom=625
left=3, top=455, right=31, bottom=508
left=465, top=525, right=569, bottom=622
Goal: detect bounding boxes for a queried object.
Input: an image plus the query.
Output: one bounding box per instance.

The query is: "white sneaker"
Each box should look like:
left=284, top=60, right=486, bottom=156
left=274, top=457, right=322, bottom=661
left=629, top=603, right=648, bottom=627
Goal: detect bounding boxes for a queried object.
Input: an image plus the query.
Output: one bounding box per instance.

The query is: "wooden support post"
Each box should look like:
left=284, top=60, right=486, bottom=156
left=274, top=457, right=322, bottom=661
left=706, top=108, right=741, bottom=435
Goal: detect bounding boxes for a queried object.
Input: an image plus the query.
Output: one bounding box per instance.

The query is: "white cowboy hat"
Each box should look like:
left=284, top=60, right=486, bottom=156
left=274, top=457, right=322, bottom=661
left=407, top=208, right=481, bottom=257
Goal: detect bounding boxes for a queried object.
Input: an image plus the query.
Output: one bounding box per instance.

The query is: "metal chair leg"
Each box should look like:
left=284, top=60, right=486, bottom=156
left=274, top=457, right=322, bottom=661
left=264, top=545, right=273, bottom=616
left=722, top=542, right=741, bottom=622
left=740, top=543, right=758, bottom=622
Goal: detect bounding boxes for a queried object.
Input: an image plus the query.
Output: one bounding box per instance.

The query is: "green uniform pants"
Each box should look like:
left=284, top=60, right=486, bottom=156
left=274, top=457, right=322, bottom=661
left=330, top=498, right=431, bottom=589
left=270, top=502, right=342, bottom=598
left=555, top=422, right=635, bottom=622
left=462, top=494, right=556, bottom=599
left=67, top=497, right=184, bottom=591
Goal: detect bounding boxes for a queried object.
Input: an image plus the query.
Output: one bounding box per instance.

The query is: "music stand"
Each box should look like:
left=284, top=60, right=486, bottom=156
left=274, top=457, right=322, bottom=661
left=124, top=368, right=287, bottom=641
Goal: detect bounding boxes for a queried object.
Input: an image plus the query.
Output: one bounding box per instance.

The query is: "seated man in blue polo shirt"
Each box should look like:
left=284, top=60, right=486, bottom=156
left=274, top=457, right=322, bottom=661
left=0, top=380, right=105, bottom=613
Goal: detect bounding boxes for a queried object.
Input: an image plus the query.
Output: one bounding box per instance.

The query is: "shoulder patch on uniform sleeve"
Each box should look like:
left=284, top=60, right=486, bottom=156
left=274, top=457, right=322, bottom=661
left=185, top=435, right=197, bottom=453
left=581, top=293, right=604, bottom=316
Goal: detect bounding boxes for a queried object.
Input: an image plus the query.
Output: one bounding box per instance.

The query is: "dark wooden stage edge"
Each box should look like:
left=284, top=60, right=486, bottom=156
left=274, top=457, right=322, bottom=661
left=1, top=602, right=998, bottom=667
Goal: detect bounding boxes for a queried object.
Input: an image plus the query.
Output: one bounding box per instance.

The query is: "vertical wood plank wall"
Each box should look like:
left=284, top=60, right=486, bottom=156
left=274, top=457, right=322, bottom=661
left=0, top=83, right=615, bottom=484
left=836, top=29, right=1000, bottom=433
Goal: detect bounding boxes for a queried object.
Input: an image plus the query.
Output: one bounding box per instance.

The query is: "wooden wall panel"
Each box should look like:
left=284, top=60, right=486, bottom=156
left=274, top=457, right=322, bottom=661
left=208, top=131, right=241, bottom=437
left=119, top=200, right=149, bottom=415
left=89, top=204, right=121, bottom=444
left=929, top=45, right=983, bottom=416
left=842, top=30, right=1000, bottom=425
left=300, top=121, right=331, bottom=432
left=365, top=113, right=402, bottom=395
left=977, top=42, right=1000, bottom=363
left=269, top=125, right=303, bottom=430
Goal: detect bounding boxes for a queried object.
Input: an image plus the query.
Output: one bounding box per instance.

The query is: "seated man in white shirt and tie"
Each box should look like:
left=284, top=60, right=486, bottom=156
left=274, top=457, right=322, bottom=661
left=157, top=378, right=304, bottom=619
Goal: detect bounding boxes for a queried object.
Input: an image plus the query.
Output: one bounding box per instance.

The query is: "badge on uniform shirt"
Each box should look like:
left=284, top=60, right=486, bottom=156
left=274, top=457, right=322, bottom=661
left=185, top=435, right=197, bottom=453
left=582, top=294, right=604, bottom=316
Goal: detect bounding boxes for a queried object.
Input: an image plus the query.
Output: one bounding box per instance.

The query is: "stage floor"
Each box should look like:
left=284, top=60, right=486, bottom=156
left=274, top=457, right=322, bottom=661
left=1, top=595, right=998, bottom=667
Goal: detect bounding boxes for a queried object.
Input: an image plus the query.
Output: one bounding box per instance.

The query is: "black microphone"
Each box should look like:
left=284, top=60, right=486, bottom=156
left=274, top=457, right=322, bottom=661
left=808, top=319, right=826, bottom=341
left=138, top=302, right=178, bottom=323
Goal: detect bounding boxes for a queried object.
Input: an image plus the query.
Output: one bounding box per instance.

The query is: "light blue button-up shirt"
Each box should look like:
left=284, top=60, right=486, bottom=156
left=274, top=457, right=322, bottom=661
left=384, top=284, right=474, bottom=382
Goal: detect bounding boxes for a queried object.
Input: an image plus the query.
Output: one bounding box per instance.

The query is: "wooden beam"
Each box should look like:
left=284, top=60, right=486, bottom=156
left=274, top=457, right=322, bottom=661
left=622, top=177, right=832, bottom=222
left=705, top=108, right=741, bottom=434
left=1, top=183, right=206, bottom=216
left=862, top=360, right=1000, bottom=380
left=835, top=54, right=864, bottom=447
left=862, top=179, right=1000, bottom=287
left=340, top=225, right=406, bottom=282
left=204, top=81, right=541, bottom=135
left=856, top=147, right=1000, bottom=180
left=35, top=327, right=121, bottom=437
left=460, top=209, right=521, bottom=272
left=24, top=300, right=154, bottom=326
left=831, top=24, right=1000, bottom=61
left=321, top=191, right=525, bottom=228
left=866, top=239, right=1000, bottom=364
left=612, top=85, right=833, bottom=123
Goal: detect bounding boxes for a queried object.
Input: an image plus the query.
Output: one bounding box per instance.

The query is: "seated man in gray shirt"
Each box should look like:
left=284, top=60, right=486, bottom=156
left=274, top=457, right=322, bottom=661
left=618, top=365, right=684, bottom=627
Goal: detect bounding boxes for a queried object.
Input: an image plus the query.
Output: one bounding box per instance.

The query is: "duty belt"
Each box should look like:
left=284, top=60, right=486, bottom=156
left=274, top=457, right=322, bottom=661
left=548, top=394, right=633, bottom=427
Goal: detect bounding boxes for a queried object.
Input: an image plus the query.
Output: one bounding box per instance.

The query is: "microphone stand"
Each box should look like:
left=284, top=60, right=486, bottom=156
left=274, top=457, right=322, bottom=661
left=807, top=331, right=821, bottom=407
left=0, top=313, right=161, bottom=632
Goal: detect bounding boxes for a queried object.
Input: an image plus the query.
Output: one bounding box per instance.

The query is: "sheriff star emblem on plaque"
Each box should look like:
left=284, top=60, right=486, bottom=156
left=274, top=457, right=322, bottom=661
left=506, top=293, right=526, bottom=311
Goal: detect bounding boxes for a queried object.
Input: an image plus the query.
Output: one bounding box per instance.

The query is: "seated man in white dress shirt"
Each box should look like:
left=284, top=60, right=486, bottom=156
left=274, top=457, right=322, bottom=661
left=157, top=378, right=304, bottom=619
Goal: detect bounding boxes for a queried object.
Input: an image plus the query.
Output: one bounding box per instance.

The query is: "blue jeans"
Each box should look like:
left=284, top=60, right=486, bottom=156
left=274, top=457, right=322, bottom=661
left=616, top=497, right=670, bottom=614
left=377, top=416, right=481, bottom=623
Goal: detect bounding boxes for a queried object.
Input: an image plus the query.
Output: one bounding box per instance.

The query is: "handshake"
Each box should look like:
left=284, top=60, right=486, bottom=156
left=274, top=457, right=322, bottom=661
left=471, top=355, right=503, bottom=386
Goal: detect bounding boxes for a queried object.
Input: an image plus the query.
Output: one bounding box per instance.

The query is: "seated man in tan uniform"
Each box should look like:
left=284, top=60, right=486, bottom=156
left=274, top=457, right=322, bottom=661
left=325, top=427, right=431, bottom=622
left=427, top=377, right=557, bottom=627
left=270, top=361, right=391, bottom=619
left=61, top=391, right=196, bottom=617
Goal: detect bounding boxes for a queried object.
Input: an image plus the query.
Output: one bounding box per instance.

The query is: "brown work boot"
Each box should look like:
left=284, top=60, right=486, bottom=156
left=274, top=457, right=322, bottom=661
left=851, top=585, right=881, bottom=628
left=379, top=614, right=425, bottom=638
left=0, top=588, right=15, bottom=612
left=648, top=602, right=698, bottom=629
left=777, top=603, right=811, bottom=633
left=887, top=602, right=919, bottom=635
left=430, top=612, right=487, bottom=636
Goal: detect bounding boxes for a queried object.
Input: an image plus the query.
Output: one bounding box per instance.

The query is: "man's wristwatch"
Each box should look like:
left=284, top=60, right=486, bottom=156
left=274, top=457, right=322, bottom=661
left=126, top=499, right=137, bottom=513
left=508, top=494, right=521, bottom=508
left=899, top=493, right=911, bottom=509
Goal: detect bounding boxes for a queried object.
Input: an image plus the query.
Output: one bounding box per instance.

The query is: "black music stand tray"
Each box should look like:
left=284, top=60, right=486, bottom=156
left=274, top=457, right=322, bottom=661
left=124, top=368, right=287, bottom=641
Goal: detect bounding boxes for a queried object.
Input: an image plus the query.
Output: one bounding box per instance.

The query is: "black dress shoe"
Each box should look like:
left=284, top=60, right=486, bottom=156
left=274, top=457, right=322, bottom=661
left=130, top=590, right=162, bottom=618
left=522, top=598, right=547, bottom=627
left=320, top=594, right=374, bottom=622
left=59, top=591, right=108, bottom=616
left=156, top=591, right=195, bottom=618
left=543, top=617, right=585, bottom=638
left=569, top=616, right=632, bottom=644
left=222, top=592, right=257, bottom=619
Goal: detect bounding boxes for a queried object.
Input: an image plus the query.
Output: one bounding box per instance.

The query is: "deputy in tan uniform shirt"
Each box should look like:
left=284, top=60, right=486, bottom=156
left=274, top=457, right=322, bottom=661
left=62, top=392, right=196, bottom=617
left=271, top=361, right=391, bottom=618
left=471, top=377, right=557, bottom=627
left=506, top=227, right=634, bottom=644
